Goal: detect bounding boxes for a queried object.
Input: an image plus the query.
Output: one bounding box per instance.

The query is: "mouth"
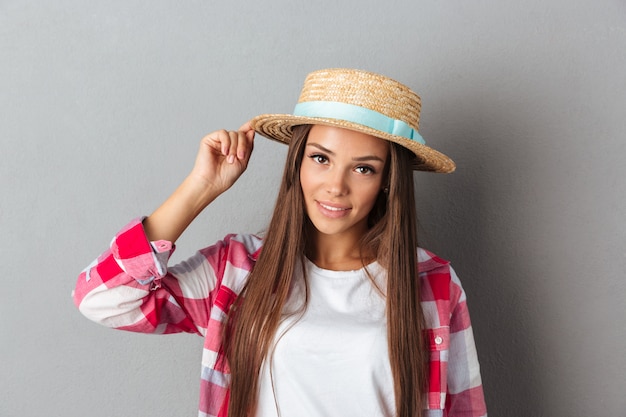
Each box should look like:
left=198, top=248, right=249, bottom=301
left=318, top=202, right=350, bottom=212
left=316, top=201, right=351, bottom=218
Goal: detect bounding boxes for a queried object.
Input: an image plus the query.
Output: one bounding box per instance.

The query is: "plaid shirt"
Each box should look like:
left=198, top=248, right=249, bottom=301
left=73, top=218, right=486, bottom=417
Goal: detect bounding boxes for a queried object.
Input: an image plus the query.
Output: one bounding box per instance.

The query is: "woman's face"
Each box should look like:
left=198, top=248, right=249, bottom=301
left=299, top=124, right=389, bottom=242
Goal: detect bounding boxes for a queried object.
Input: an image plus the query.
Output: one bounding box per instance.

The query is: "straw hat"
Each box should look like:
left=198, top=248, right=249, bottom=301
left=250, top=68, right=455, bottom=173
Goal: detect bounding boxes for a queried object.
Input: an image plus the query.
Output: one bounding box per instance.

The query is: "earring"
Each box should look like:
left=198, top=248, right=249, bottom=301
left=383, top=186, right=389, bottom=194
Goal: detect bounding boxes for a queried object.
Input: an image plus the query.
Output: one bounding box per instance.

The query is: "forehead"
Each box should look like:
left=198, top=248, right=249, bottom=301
left=306, top=125, right=389, bottom=156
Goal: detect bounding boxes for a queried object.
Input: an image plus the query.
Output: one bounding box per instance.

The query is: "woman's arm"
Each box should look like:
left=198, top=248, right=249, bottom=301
left=73, top=123, right=256, bottom=334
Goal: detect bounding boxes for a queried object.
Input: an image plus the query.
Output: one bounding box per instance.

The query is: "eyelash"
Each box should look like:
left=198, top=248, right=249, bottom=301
left=307, top=154, right=377, bottom=175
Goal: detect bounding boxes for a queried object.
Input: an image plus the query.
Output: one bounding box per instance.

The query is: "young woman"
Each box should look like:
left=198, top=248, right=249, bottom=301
left=73, top=68, right=486, bottom=417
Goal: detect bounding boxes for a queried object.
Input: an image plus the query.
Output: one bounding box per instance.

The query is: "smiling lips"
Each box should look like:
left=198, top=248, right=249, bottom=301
left=316, top=201, right=351, bottom=218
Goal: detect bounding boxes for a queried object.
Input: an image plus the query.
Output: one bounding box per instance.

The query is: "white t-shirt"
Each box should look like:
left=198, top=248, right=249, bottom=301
left=256, top=259, right=394, bottom=417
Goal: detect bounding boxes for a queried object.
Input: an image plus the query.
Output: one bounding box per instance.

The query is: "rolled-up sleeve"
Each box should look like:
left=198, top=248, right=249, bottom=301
left=73, top=218, right=200, bottom=335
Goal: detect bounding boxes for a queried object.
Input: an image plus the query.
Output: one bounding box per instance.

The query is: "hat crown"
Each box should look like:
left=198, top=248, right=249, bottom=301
left=297, top=68, right=422, bottom=131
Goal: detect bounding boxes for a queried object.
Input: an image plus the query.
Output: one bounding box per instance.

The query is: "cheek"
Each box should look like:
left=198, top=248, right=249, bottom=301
left=357, top=184, right=384, bottom=211
left=299, top=175, right=314, bottom=212
left=366, top=190, right=382, bottom=209
left=299, top=161, right=318, bottom=195
left=299, top=170, right=310, bottom=196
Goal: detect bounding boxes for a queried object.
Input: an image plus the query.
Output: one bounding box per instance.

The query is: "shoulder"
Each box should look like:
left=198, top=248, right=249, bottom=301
left=201, top=232, right=264, bottom=255
left=417, top=247, right=450, bottom=272
left=222, top=233, right=264, bottom=259
left=184, top=233, right=264, bottom=297
left=198, top=233, right=264, bottom=269
left=417, top=247, right=464, bottom=304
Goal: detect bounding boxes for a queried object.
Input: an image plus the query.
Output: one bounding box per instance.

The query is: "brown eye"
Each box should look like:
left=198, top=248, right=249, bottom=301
left=355, top=166, right=375, bottom=175
left=310, top=154, right=329, bottom=164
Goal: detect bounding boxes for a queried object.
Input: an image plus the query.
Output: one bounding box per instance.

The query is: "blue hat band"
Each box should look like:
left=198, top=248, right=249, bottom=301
left=293, top=101, right=425, bottom=145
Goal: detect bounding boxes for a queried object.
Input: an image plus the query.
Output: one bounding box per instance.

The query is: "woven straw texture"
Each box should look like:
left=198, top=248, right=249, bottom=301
left=251, top=68, right=455, bottom=173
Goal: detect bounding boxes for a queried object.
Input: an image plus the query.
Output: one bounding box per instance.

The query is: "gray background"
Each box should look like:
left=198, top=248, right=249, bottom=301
left=1, top=1, right=625, bottom=416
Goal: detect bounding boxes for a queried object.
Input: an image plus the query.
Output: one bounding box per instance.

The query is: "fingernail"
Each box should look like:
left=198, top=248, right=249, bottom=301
left=227, top=154, right=235, bottom=164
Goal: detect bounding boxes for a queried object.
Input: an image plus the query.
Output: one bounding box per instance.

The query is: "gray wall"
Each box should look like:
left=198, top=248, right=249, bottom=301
left=2, top=1, right=624, bottom=416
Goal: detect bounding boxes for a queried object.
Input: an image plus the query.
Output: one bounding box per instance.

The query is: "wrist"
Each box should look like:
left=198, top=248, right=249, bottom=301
left=178, top=174, right=223, bottom=215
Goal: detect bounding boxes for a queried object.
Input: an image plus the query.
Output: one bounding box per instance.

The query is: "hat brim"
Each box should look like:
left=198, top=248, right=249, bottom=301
left=250, top=114, right=456, bottom=173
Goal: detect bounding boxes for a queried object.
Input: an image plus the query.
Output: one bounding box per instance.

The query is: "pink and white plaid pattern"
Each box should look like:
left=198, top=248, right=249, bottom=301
left=74, top=218, right=486, bottom=417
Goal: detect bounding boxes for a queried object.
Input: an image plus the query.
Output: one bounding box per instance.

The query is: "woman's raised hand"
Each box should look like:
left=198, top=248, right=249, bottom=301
left=190, top=122, right=256, bottom=194
left=143, top=122, right=255, bottom=243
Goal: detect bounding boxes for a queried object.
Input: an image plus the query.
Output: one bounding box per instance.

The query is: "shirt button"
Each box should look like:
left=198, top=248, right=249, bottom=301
left=434, top=336, right=443, bottom=345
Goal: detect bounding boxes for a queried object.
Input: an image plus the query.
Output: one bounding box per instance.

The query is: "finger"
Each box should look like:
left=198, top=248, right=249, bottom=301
left=227, top=131, right=239, bottom=163
left=199, top=130, right=225, bottom=156
left=203, top=129, right=232, bottom=156
left=238, top=121, right=256, bottom=148
left=218, top=129, right=232, bottom=156
left=236, top=130, right=251, bottom=160
left=245, top=128, right=255, bottom=142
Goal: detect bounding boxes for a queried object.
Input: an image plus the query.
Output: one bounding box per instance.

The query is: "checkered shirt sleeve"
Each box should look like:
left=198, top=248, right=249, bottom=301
left=73, top=218, right=260, bottom=335
left=418, top=248, right=487, bottom=417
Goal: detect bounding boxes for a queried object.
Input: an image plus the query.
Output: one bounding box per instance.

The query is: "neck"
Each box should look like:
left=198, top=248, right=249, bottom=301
left=306, top=225, right=374, bottom=271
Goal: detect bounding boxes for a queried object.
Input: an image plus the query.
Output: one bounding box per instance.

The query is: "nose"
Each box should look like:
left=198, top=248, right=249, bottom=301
left=325, top=168, right=349, bottom=196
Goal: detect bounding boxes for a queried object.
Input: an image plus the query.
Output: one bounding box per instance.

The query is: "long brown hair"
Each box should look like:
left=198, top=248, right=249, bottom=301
left=225, top=125, right=427, bottom=417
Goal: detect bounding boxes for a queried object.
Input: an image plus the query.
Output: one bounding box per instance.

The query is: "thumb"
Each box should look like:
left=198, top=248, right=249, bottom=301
left=238, top=120, right=254, bottom=133
left=239, top=120, right=256, bottom=141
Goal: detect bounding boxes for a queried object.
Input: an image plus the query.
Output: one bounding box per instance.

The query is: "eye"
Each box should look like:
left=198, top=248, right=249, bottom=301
left=355, top=165, right=375, bottom=175
left=308, top=154, right=329, bottom=164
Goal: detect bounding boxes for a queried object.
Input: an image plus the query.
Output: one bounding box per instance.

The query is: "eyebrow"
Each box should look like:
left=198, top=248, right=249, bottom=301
left=306, top=143, right=386, bottom=163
